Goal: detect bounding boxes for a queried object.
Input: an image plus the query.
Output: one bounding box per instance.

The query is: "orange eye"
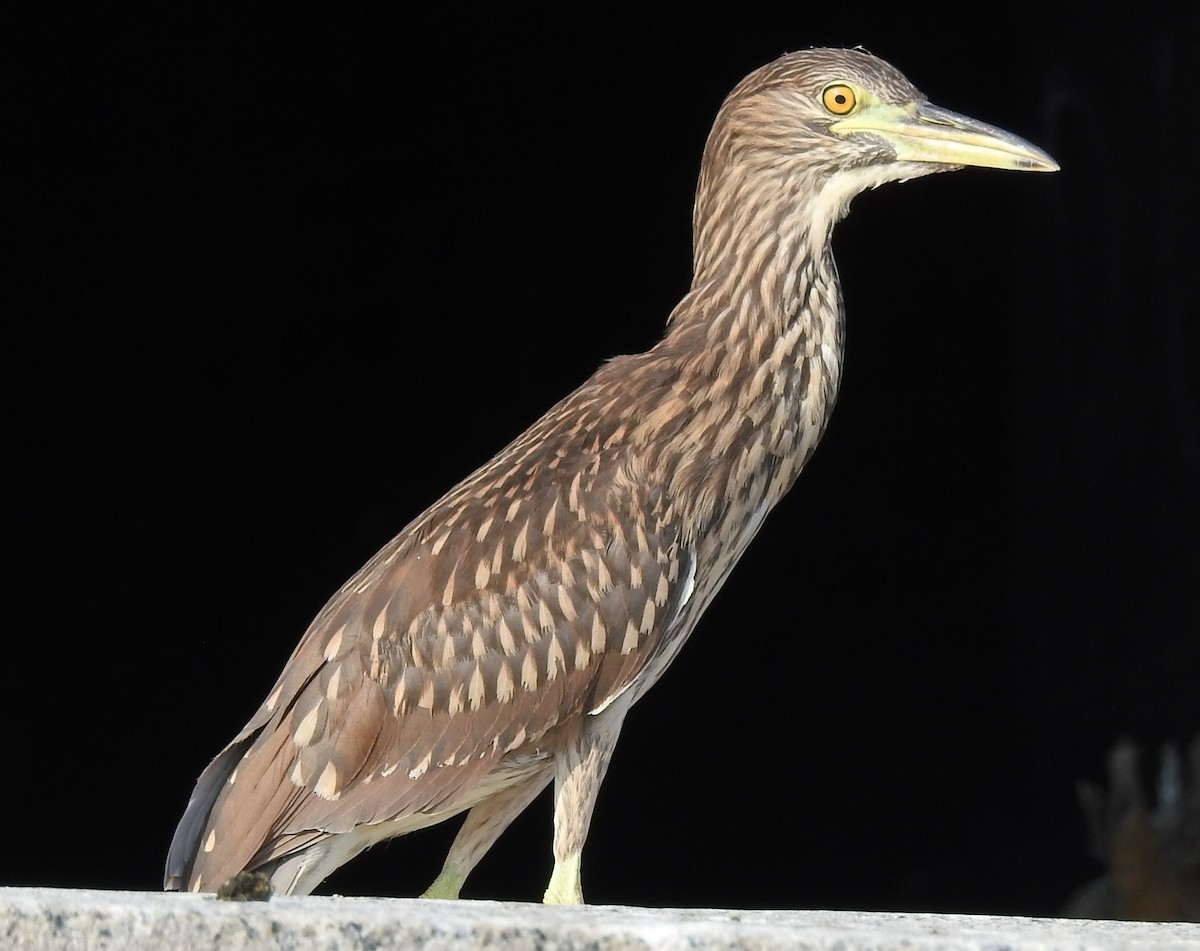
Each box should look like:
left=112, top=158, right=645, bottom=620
left=822, top=84, right=857, bottom=115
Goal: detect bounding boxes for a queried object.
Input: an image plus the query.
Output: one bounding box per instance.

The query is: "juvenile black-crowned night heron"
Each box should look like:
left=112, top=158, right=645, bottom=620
left=165, top=47, right=1057, bottom=903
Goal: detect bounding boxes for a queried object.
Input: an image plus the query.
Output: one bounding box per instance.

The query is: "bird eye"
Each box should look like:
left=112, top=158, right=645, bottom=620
left=822, top=84, right=857, bottom=115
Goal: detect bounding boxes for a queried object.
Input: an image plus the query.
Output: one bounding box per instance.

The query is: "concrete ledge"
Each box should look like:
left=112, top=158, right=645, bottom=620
left=2, top=887, right=1197, bottom=951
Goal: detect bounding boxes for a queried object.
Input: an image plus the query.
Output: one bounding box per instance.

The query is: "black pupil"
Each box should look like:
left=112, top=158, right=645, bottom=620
left=835, top=94, right=847, bottom=104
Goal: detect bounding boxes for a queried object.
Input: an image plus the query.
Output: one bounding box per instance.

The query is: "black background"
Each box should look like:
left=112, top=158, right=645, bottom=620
left=11, top=7, right=1198, bottom=915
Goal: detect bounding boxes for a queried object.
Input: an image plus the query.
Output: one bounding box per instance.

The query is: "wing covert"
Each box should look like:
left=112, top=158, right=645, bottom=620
left=178, top=441, right=694, bottom=888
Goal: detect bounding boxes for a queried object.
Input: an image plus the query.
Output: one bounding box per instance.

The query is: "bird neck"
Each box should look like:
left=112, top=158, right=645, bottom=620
left=631, top=187, right=846, bottom=538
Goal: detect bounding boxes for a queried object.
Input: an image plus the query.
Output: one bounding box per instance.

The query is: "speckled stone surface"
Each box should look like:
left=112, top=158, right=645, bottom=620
left=2, top=887, right=1198, bottom=951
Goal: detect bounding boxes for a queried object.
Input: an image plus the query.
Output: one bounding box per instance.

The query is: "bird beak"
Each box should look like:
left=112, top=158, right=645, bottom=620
left=832, top=101, right=1059, bottom=172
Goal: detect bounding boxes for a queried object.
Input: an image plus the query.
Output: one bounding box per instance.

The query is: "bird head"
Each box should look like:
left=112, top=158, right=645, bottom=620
left=693, top=47, right=1058, bottom=264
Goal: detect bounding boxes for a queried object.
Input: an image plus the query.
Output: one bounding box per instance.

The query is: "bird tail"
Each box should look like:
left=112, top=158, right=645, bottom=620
left=164, top=734, right=256, bottom=891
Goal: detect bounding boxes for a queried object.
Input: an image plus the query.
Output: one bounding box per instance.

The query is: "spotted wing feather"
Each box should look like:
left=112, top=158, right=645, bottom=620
left=168, top=412, right=691, bottom=892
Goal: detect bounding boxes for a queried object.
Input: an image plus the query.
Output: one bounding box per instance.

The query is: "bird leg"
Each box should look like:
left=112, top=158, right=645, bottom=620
left=421, top=767, right=552, bottom=900
left=543, top=703, right=629, bottom=905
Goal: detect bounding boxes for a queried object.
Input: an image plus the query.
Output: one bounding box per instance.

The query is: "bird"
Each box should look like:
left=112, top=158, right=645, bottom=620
left=165, top=47, right=1057, bottom=904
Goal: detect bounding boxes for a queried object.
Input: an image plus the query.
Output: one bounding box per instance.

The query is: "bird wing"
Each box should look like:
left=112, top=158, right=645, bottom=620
left=169, top=416, right=694, bottom=891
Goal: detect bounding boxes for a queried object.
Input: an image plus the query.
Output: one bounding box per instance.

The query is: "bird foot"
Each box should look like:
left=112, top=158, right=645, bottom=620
left=420, top=867, right=466, bottom=900
left=543, top=853, right=584, bottom=904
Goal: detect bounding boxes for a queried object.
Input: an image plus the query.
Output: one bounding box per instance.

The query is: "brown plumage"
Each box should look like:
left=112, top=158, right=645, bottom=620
left=165, top=47, right=1056, bottom=903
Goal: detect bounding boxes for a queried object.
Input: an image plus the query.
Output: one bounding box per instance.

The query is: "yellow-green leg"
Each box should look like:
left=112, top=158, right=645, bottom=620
left=421, top=769, right=551, bottom=900
left=542, top=700, right=630, bottom=905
